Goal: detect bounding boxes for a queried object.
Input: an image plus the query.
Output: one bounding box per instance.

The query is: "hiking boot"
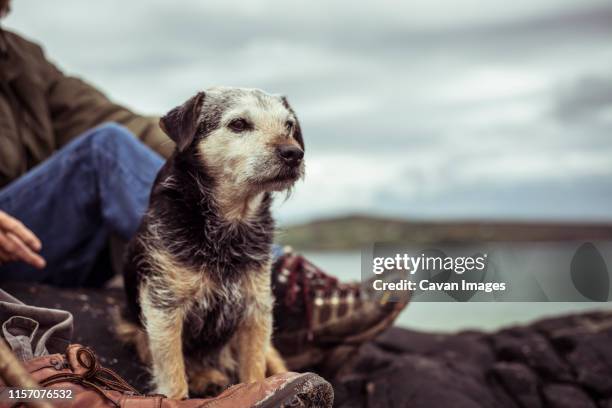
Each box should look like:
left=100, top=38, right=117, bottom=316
left=272, top=248, right=409, bottom=372
left=0, top=343, right=334, bottom=408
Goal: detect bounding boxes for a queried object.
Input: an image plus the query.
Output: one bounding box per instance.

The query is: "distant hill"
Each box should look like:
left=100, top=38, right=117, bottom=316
left=276, top=215, right=612, bottom=251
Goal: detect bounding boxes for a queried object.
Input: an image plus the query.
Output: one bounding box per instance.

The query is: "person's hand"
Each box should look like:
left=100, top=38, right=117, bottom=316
left=0, top=211, right=46, bottom=269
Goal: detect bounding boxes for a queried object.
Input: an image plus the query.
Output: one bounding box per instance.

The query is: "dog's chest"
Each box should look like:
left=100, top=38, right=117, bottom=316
left=182, top=280, right=246, bottom=354
left=158, top=197, right=275, bottom=280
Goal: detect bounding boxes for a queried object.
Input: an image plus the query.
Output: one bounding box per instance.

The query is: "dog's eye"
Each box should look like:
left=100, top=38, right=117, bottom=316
left=285, top=121, right=294, bottom=132
left=228, top=118, right=251, bottom=133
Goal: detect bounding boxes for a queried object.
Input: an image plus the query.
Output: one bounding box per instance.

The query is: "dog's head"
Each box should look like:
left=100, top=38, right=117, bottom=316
left=160, top=87, right=304, bottom=194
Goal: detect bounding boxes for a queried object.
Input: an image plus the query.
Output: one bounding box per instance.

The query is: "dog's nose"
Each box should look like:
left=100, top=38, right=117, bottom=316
left=277, top=145, right=304, bottom=166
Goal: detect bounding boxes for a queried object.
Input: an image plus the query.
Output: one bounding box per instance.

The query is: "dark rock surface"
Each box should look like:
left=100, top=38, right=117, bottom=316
left=3, top=282, right=612, bottom=408
left=345, top=313, right=612, bottom=408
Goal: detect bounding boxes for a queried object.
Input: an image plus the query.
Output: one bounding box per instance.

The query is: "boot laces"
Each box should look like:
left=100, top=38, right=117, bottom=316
left=40, top=346, right=140, bottom=407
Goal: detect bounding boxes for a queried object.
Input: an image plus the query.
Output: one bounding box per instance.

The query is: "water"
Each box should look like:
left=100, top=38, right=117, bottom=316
left=302, top=250, right=612, bottom=333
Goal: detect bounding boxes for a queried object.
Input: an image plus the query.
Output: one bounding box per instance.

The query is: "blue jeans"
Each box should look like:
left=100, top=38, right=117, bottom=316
left=0, top=123, right=164, bottom=286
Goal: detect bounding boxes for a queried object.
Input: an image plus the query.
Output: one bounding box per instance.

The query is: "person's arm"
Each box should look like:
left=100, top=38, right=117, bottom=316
left=42, top=52, right=173, bottom=158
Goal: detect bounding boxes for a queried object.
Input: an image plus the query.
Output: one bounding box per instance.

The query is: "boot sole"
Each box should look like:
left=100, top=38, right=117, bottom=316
left=255, top=372, right=334, bottom=408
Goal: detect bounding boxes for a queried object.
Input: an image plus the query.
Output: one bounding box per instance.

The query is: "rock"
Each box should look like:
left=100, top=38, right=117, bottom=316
left=566, top=332, right=612, bottom=394
left=542, top=384, right=596, bottom=408
left=490, top=362, right=541, bottom=408
left=491, top=327, right=573, bottom=382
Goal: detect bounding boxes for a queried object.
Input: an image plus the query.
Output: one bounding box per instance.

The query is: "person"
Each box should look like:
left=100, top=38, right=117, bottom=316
left=0, top=0, right=406, bottom=373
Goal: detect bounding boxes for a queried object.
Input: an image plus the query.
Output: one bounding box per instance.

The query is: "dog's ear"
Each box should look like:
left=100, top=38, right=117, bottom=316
left=280, top=96, right=304, bottom=150
left=160, top=92, right=205, bottom=152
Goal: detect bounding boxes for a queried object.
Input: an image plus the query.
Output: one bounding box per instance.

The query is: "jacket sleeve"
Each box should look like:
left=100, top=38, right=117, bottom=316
left=44, top=58, right=174, bottom=158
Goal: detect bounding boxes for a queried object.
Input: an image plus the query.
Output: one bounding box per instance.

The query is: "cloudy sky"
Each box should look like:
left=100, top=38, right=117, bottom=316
left=4, top=0, right=612, bottom=224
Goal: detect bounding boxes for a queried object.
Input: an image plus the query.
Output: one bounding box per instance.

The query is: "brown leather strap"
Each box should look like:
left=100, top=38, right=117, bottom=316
left=40, top=346, right=140, bottom=407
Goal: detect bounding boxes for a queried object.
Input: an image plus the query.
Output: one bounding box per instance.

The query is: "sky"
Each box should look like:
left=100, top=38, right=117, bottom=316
left=4, top=0, right=612, bottom=225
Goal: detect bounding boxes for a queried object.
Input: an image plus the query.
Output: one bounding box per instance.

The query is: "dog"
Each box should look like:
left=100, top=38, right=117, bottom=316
left=118, top=87, right=304, bottom=398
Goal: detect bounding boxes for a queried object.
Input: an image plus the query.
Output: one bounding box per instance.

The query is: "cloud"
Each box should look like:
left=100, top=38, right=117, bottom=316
left=4, top=0, right=612, bottom=223
left=555, top=74, right=612, bottom=122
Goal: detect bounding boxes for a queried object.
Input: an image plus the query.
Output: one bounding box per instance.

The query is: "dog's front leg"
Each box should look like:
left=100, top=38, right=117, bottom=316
left=142, top=287, right=188, bottom=398
left=236, top=310, right=271, bottom=383
left=266, top=345, right=287, bottom=375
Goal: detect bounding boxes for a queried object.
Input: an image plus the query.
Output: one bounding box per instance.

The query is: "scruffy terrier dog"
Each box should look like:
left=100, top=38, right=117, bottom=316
left=119, top=87, right=304, bottom=398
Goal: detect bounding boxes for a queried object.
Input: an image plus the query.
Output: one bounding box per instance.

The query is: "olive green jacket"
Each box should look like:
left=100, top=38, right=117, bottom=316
left=0, top=28, right=172, bottom=189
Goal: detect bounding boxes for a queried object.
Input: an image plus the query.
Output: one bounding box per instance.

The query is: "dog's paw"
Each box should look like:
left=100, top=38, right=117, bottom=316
left=155, top=379, right=189, bottom=400
left=188, top=368, right=230, bottom=397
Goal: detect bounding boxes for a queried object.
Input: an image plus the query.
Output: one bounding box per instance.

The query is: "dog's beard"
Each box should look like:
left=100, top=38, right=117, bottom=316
left=247, top=162, right=303, bottom=193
